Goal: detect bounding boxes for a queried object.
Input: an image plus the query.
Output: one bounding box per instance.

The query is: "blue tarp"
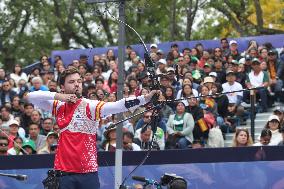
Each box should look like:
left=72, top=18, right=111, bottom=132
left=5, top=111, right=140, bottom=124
left=51, top=34, right=284, bottom=66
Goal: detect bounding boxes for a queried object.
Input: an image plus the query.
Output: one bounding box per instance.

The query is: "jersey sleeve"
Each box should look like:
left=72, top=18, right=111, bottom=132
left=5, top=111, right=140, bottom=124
left=26, top=91, right=63, bottom=115
left=88, top=95, right=146, bottom=121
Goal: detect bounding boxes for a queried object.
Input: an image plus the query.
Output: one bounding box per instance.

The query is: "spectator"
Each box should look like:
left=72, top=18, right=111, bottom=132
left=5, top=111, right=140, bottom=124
left=11, top=95, right=23, bottom=118
left=31, top=110, right=43, bottom=127
left=232, top=128, right=253, bottom=147
left=166, top=102, right=194, bottom=149
left=273, top=107, right=284, bottom=127
left=0, top=106, right=14, bottom=126
left=7, top=136, right=23, bottom=155
left=38, top=132, right=58, bottom=154
left=220, top=38, right=229, bottom=57
left=0, top=80, right=17, bottom=106
left=123, top=131, right=141, bottom=151
left=245, top=58, right=269, bottom=112
left=102, top=126, right=116, bottom=151
left=0, top=68, right=7, bottom=87
left=156, top=59, right=167, bottom=75
left=30, top=77, right=49, bottom=92
left=213, top=58, right=226, bottom=84
left=136, top=111, right=166, bottom=133
left=124, top=51, right=137, bottom=72
left=28, top=123, right=46, bottom=151
left=79, top=54, right=92, bottom=72
left=107, top=71, right=118, bottom=93
left=22, top=139, right=37, bottom=155
left=253, top=128, right=272, bottom=146
left=227, top=40, right=240, bottom=60
left=0, top=136, right=9, bottom=155
left=41, top=117, right=54, bottom=136
left=133, top=125, right=160, bottom=150
left=8, top=120, right=20, bottom=149
left=10, top=64, right=28, bottom=86
left=20, top=103, right=34, bottom=133
left=264, top=115, right=282, bottom=145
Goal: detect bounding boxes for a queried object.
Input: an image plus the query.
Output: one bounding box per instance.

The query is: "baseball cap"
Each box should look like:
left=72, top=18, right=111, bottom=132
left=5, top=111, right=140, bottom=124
left=47, top=132, right=58, bottom=138
left=268, top=49, right=277, bottom=55
left=167, top=67, right=175, bottom=72
left=203, top=76, right=214, bottom=83
left=229, top=40, right=237, bottom=46
left=231, top=60, right=239, bottom=64
left=157, top=59, right=167, bottom=65
left=226, top=70, right=235, bottom=76
left=268, top=115, right=280, bottom=122
left=209, top=72, right=217, bottom=77
left=204, top=63, right=212, bottom=68
left=239, top=58, right=245, bottom=64
left=157, top=49, right=164, bottom=54
left=150, top=44, right=158, bottom=49
left=8, top=120, right=20, bottom=127
left=251, top=58, right=260, bottom=64
left=274, top=107, right=284, bottom=114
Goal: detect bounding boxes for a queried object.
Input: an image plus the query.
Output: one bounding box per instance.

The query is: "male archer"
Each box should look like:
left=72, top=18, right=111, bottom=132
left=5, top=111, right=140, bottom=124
left=25, top=67, right=157, bottom=189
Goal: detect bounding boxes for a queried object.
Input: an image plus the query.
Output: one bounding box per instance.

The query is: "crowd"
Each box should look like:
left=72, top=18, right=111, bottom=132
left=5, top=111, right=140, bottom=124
left=1, top=38, right=284, bottom=156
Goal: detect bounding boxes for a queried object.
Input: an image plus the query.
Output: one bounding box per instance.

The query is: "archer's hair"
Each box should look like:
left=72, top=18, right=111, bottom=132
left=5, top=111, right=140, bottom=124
left=58, top=67, right=81, bottom=86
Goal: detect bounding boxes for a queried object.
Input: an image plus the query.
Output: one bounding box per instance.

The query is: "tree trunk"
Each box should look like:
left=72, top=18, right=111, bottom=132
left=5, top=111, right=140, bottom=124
left=253, top=0, right=264, bottom=31
left=170, top=0, right=177, bottom=40
left=185, top=0, right=199, bottom=40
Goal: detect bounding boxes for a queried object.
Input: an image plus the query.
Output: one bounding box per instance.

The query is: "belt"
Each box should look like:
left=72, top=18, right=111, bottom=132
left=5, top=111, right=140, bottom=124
left=54, top=170, right=80, bottom=177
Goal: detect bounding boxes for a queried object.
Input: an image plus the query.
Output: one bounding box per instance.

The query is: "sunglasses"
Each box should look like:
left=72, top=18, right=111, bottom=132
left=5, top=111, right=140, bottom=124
left=144, top=116, right=151, bottom=118
left=0, top=143, right=8, bottom=147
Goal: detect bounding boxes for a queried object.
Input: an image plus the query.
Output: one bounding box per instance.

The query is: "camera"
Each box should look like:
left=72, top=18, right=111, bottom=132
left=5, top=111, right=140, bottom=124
left=160, top=173, right=187, bottom=189
left=50, top=143, right=58, bottom=152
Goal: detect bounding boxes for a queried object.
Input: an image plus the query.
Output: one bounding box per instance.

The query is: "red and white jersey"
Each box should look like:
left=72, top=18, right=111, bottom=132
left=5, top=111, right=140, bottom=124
left=27, top=91, right=146, bottom=173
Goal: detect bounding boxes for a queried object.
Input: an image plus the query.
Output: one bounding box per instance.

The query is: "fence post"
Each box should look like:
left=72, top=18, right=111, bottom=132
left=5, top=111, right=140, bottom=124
left=250, top=89, right=256, bottom=142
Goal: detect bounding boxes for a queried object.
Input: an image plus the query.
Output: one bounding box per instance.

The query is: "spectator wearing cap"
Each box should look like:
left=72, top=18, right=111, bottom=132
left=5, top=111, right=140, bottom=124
left=202, top=76, right=214, bottom=91
left=203, top=63, right=212, bottom=77
left=8, top=120, right=20, bottom=149
left=0, top=80, right=17, bottom=107
left=209, top=72, right=217, bottom=82
left=156, top=49, right=164, bottom=59
left=227, top=40, right=240, bottom=60
left=267, top=49, right=283, bottom=101
left=264, top=115, right=282, bottom=145
left=156, top=59, right=167, bottom=75
left=235, top=59, right=247, bottom=88
left=150, top=44, right=158, bottom=53
left=30, top=77, right=49, bottom=92
left=0, top=136, right=9, bottom=155
left=167, top=67, right=180, bottom=91
left=222, top=70, right=245, bottom=123
left=273, top=107, right=284, bottom=127
left=101, top=126, right=117, bottom=151
left=245, top=58, right=270, bottom=112
left=38, top=132, right=58, bottom=154
left=278, top=126, right=284, bottom=146
left=22, top=139, right=37, bottom=155
left=243, top=55, right=252, bottom=73
left=137, top=72, right=149, bottom=89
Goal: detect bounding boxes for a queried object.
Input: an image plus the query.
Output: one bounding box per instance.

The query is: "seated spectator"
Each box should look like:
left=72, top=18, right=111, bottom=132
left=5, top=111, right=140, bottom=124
left=273, top=107, right=284, bottom=127
left=22, top=139, right=37, bottom=155
left=222, top=70, right=245, bottom=124
left=28, top=123, right=46, bottom=151
left=245, top=58, right=269, bottom=112
left=231, top=128, right=253, bottom=147
left=135, top=111, right=166, bottom=133
left=123, top=131, right=141, bottom=151
left=264, top=115, right=282, bottom=145
left=29, top=77, right=49, bottom=92
left=0, top=80, right=17, bottom=106
left=7, top=136, right=23, bottom=155
left=253, top=128, right=272, bottom=146
left=133, top=125, right=160, bottom=150
left=102, top=126, right=116, bottom=152
left=20, top=103, right=34, bottom=134
left=0, top=136, right=9, bottom=155
left=186, top=94, right=208, bottom=142
left=11, top=95, right=23, bottom=118
left=8, top=120, right=20, bottom=149
left=38, top=132, right=58, bottom=154
left=40, top=118, right=54, bottom=136
left=10, top=64, right=28, bottom=87
left=1, top=106, right=15, bottom=126
left=107, top=71, right=118, bottom=93
left=166, top=102, right=194, bottom=149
